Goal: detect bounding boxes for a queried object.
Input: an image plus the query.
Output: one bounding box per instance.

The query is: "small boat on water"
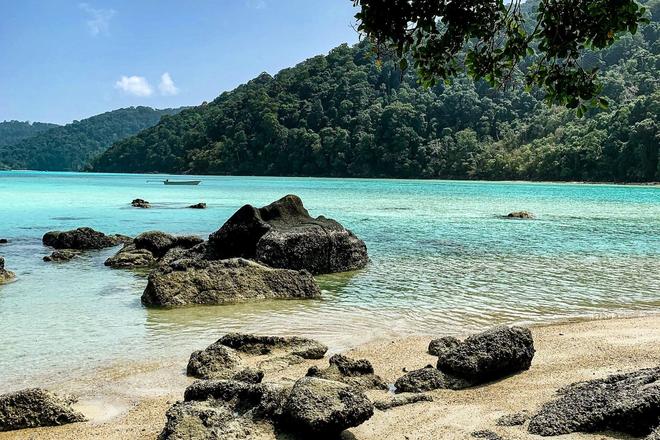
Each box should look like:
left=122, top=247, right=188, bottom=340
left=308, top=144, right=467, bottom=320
left=163, top=179, right=201, bottom=186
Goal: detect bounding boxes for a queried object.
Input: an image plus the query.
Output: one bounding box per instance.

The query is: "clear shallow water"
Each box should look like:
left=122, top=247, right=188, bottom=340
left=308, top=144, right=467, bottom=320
left=0, top=171, right=659, bottom=390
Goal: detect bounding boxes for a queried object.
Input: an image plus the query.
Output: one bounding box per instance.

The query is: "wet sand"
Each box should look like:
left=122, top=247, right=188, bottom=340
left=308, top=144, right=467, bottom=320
left=2, top=314, right=659, bottom=439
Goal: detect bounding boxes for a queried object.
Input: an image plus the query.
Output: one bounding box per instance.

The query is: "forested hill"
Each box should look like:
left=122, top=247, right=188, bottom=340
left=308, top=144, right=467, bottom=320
left=0, top=121, right=60, bottom=148
left=93, top=1, right=659, bottom=182
left=0, top=107, right=183, bottom=171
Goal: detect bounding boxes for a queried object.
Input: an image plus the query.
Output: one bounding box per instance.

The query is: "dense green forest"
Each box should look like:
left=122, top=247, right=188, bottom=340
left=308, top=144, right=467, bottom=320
left=0, top=107, right=182, bottom=171
left=88, top=1, right=656, bottom=182
left=0, top=121, right=59, bottom=148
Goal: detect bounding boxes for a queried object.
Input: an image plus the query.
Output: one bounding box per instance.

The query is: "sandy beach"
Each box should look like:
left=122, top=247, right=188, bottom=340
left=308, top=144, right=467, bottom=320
left=2, top=314, right=659, bottom=439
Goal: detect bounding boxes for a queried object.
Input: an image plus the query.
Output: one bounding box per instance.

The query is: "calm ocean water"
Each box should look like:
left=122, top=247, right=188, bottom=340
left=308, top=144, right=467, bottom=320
left=0, top=171, right=659, bottom=390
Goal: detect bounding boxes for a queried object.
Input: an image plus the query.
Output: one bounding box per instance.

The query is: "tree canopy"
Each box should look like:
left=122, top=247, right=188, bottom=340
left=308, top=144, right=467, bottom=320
left=353, top=0, right=649, bottom=113
left=0, top=121, right=59, bottom=148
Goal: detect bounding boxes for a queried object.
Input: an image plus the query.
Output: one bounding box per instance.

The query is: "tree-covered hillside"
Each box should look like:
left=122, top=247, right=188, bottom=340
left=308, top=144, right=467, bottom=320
left=93, top=1, right=659, bottom=182
left=1, top=107, right=183, bottom=171
left=0, top=121, right=59, bottom=148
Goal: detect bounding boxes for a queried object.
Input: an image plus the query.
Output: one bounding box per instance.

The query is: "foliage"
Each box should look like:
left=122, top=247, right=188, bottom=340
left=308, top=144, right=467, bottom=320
left=0, top=121, right=59, bottom=148
left=93, top=1, right=658, bottom=182
left=353, top=0, right=649, bottom=112
left=0, top=107, right=182, bottom=171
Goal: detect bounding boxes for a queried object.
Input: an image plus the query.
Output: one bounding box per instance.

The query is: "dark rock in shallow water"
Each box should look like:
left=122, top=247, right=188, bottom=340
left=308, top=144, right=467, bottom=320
left=306, top=354, right=388, bottom=390
left=437, top=326, right=535, bottom=384
left=0, top=257, right=15, bottom=284
left=133, top=231, right=203, bottom=258
left=394, top=366, right=470, bottom=393
left=0, top=388, right=85, bottom=432
left=43, top=249, right=79, bottom=262
left=189, top=203, right=207, bottom=209
left=131, top=198, right=150, bottom=208
left=528, top=366, right=660, bottom=437
left=104, top=243, right=156, bottom=268
left=506, top=211, right=534, bottom=219
left=207, top=195, right=368, bottom=275
left=0, top=239, right=8, bottom=244
left=428, top=336, right=461, bottom=356
left=471, top=430, right=505, bottom=440
left=373, top=393, right=433, bottom=411
left=187, top=342, right=242, bottom=379
left=217, top=333, right=327, bottom=359
left=42, top=227, right=128, bottom=250
left=141, top=258, right=321, bottom=307
left=282, top=377, right=374, bottom=435
left=496, top=411, right=529, bottom=426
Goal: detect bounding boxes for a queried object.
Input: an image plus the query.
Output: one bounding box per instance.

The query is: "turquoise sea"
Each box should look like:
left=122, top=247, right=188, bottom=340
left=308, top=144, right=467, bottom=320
left=0, top=171, right=659, bottom=391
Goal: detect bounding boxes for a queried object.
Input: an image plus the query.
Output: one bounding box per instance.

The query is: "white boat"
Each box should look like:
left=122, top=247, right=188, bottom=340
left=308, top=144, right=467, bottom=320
left=162, top=179, right=201, bottom=186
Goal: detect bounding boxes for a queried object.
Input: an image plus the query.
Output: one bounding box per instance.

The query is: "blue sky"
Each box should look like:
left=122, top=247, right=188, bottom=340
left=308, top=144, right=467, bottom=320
left=0, top=0, right=360, bottom=124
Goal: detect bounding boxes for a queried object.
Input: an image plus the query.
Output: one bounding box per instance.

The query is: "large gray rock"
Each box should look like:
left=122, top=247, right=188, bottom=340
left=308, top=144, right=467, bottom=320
left=134, top=231, right=203, bottom=258
left=207, top=195, right=368, bottom=275
left=187, top=342, right=242, bottom=379
left=217, top=333, right=327, bottom=359
left=42, top=227, right=128, bottom=250
left=306, top=354, right=388, bottom=390
left=0, top=388, right=85, bottom=432
left=141, top=258, right=320, bottom=307
left=437, top=326, right=535, bottom=384
left=394, top=366, right=470, bottom=393
left=0, top=257, right=15, bottom=284
left=104, top=243, right=156, bottom=268
left=282, top=377, right=374, bottom=434
left=528, top=367, right=660, bottom=437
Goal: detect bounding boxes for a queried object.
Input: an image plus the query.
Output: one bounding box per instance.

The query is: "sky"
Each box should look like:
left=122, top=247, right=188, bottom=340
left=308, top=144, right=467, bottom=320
left=0, top=0, right=360, bottom=125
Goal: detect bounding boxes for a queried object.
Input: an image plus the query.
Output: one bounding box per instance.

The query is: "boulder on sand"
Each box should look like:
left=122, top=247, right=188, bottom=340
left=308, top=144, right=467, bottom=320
left=141, top=258, right=321, bottom=307
left=428, top=336, right=460, bottom=356
left=206, top=195, right=368, bottom=275
left=0, top=257, right=15, bottom=284
left=187, top=342, right=242, bottom=379
left=217, top=333, right=327, bottom=359
left=43, top=249, right=79, bottom=262
left=373, top=393, right=433, bottom=411
left=437, top=326, right=535, bottom=384
left=0, top=388, right=85, bottom=432
left=42, top=227, right=128, bottom=250
left=528, top=366, right=660, bottom=437
left=131, top=198, right=150, bottom=208
left=306, top=354, right=388, bottom=390
left=394, top=365, right=471, bottom=393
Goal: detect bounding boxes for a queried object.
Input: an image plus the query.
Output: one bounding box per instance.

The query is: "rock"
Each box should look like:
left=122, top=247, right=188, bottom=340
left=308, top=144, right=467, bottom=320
left=217, top=333, right=327, bottom=359
left=373, top=394, right=433, bottom=411
left=647, top=426, right=660, bottom=440
left=0, top=388, right=85, bottom=432
left=437, top=326, right=535, bottom=384
left=189, top=203, right=207, bottom=209
left=0, top=257, right=15, bottom=284
left=131, top=198, right=150, bottom=208
left=306, top=354, right=388, bottom=390
left=471, top=430, right=505, bottom=440
left=186, top=342, right=242, bottom=379
left=231, top=368, right=264, bottom=384
left=42, top=227, right=127, bottom=250
left=394, top=366, right=470, bottom=393
left=506, top=211, right=534, bottom=219
left=496, top=411, right=529, bottom=426
left=207, top=195, right=368, bottom=275
left=528, top=366, right=660, bottom=437
left=104, top=244, right=156, bottom=268
left=0, top=239, right=8, bottom=244
left=43, top=249, right=79, bottom=262
left=428, top=336, right=460, bottom=356
left=134, top=231, right=203, bottom=258
left=141, top=258, right=321, bottom=307
left=282, top=377, right=374, bottom=435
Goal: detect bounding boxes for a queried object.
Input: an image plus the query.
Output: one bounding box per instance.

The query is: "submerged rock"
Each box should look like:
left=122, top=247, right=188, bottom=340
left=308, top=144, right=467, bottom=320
left=207, top=195, right=368, bottom=275
left=0, top=239, right=8, bottom=244
left=0, top=388, right=85, bottom=432
left=43, top=249, right=79, bottom=262
left=428, top=336, right=461, bottom=357
left=217, top=333, right=327, bottom=359
left=104, top=244, right=156, bottom=268
left=528, top=366, right=660, bottom=437
left=437, top=326, right=535, bottom=384
left=141, top=258, right=320, bottom=307
left=0, top=257, right=15, bottom=284
left=373, top=393, right=433, bottom=411
left=394, top=366, right=470, bottom=393
left=42, top=227, right=128, bottom=250
left=189, top=203, right=207, bottom=209
left=506, top=211, right=534, bottom=219
left=187, top=342, right=242, bottom=379
left=282, top=377, right=374, bottom=435
left=131, top=198, right=150, bottom=208
left=306, top=354, right=388, bottom=390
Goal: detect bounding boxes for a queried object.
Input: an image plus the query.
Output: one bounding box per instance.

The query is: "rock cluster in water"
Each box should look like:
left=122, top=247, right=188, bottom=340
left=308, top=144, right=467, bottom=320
left=131, top=198, right=150, bottom=208
left=42, top=227, right=129, bottom=250
left=105, top=231, right=204, bottom=269
left=188, top=202, right=206, bottom=209
left=506, top=211, right=534, bottom=219
left=0, top=388, right=85, bottom=432
left=0, top=257, right=15, bottom=284
left=43, top=249, right=79, bottom=262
